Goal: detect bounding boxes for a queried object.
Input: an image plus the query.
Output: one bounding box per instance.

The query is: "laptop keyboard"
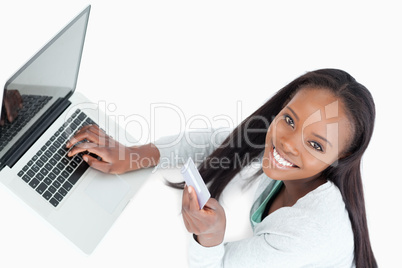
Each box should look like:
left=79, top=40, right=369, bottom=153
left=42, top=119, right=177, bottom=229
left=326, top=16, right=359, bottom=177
left=17, top=109, right=96, bottom=207
left=0, top=94, right=51, bottom=151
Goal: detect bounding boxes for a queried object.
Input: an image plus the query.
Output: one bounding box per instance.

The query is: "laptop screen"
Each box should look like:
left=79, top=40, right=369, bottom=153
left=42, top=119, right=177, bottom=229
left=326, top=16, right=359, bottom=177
left=0, top=6, right=90, bottom=163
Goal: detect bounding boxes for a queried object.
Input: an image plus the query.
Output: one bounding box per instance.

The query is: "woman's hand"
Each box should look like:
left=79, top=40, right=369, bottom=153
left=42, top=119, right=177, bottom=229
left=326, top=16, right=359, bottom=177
left=66, top=124, right=160, bottom=174
left=182, top=185, right=226, bottom=247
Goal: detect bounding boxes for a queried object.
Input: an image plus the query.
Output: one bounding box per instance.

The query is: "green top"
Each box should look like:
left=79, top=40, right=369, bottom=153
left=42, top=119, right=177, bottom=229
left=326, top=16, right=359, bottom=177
left=250, top=180, right=283, bottom=226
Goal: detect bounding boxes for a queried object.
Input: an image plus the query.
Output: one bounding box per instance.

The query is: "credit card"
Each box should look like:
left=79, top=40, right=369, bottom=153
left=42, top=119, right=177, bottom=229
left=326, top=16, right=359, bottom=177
left=181, top=157, right=211, bottom=209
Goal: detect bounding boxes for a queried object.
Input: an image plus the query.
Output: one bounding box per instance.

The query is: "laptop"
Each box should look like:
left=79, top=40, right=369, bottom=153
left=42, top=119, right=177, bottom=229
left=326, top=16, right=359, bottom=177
left=0, top=5, right=150, bottom=254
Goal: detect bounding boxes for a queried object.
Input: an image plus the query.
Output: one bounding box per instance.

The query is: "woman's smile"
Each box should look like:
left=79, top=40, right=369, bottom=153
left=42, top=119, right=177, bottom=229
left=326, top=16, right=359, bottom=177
left=271, top=146, right=299, bottom=169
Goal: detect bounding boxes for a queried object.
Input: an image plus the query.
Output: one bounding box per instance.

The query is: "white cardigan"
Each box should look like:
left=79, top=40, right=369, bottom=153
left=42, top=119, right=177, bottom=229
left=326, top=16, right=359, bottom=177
left=155, top=129, right=355, bottom=267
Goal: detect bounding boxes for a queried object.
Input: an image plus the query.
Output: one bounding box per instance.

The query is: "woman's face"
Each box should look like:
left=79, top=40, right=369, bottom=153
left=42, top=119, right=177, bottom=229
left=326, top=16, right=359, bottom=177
left=262, top=87, right=352, bottom=181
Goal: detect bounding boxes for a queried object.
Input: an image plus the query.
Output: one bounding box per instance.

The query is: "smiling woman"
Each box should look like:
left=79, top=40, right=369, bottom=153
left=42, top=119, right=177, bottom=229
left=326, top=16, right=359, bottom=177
left=67, top=68, right=377, bottom=267
left=166, top=68, right=377, bottom=267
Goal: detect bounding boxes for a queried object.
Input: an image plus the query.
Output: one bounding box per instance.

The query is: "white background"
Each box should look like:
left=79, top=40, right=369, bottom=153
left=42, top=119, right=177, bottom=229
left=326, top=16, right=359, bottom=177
left=1, top=0, right=401, bottom=267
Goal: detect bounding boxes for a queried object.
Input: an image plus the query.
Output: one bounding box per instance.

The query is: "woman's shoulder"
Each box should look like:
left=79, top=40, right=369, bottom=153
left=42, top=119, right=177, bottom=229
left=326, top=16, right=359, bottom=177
left=262, top=181, right=352, bottom=230
left=254, top=181, right=354, bottom=265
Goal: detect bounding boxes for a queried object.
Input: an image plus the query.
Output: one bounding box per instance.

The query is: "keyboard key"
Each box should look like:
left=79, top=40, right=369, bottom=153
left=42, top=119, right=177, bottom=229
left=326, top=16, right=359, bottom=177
left=48, top=186, right=57, bottom=194
left=73, top=118, right=81, bottom=126
left=61, top=158, right=69, bottom=165
left=42, top=191, right=52, bottom=200
left=71, top=122, right=78, bottom=130
left=49, top=158, right=57, bottom=166
left=49, top=145, right=57, bottom=153
left=36, top=183, right=47, bottom=194
left=56, top=176, right=65, bottom=184
left=52, top=181, right=61, bottom=189
left=40, top=155, right=49, bottom=163
left=29, top=178, right=40, bottom=189
left=22, top=165, right=29, bottom=172
left=78, top=112, right=87, bottom=121
left=65, top=166, right=74, bottom=174
left=57, top=136, right=66, bottom=144
left=44, top=150, right=53, bottom=158
left=36, top=173, right=44, bottom=181
left=37, top=159, right=44, bottom=167
left=53, top=167, right=61, bottom=175
left=73, top=156, right=82, bottom=164
left=62, top=181, right=73, bottom=191
left=22, top=175, right=31, bottom=183
left=85, top=118, right=95, bottom=125
left=17, top=170, right=24, bottom=177
left=53, top=140, right=61, bottom=148
left=61, top=131, right=69, bottom=139
left=54, top=192, right=64, bottom=201
left=39, top=168, right=49, bottom=176
left=56, top=163, right=64, bottom=171
left=48, top=172, right=56, bottom=181
left=44, top=177, right=52, bottom=185
left=54, top=154, right=61, bottom=161
left=45, top=163, right=53, bottom=171
left=49, top=198, right=59, bottom=207
left=27, top=169, right=35, bottom=178
left=61, top=171, right=69, bottom=179
left=68, top=161, right=89, bottom=185
left=69, top=161, right=78, bottom=169
left=31, top=165, right=40, bottom=173
left=58, top=188, right=68, bottom=197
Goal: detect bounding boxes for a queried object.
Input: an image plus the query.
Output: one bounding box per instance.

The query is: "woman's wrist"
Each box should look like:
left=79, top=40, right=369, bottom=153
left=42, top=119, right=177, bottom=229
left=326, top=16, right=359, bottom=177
left=195, top=232, right=225, bottom=248
left=127, top=143, right=160, bottom=171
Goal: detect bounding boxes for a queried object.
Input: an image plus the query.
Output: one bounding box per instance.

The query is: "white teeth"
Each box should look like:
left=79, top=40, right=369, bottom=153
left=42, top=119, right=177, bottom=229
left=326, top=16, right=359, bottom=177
left=273, top=147, right=295, bottom=167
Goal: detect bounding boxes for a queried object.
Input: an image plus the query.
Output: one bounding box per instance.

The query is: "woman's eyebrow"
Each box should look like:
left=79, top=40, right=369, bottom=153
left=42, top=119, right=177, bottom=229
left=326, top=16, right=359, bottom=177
left=286, top=106, right=299, bottom=121
left=312, top=133, right=333, bottom=147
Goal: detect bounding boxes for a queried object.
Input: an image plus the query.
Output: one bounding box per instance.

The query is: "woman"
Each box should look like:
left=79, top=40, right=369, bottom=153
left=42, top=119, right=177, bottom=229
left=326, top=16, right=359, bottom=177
left=66, top=69, right=377, bottom=267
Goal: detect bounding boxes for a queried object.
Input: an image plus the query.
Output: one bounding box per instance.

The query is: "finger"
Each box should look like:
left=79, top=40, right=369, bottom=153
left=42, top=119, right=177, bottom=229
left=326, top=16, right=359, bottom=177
left=66, top=125, right=106, bottom=148
left=182, top=185, right=191, bottom=211
left=187, top=186, right=201, bottom=211
left=181, top=196, right=200, bottom=233
left=82, top=154, right=113, bottom=173
left=67, top=142, right=107, bottom=159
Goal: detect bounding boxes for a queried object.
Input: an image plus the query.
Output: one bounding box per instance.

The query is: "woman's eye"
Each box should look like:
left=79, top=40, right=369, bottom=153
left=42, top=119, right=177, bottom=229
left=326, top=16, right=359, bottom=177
left=284, top=115, right=294, bottom=128
left=309, top=141, right=323, bottom=152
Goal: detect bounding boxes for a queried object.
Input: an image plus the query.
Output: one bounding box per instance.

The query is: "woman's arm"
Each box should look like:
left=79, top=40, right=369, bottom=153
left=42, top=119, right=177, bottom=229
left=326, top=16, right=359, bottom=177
left=66, top=125, right=161, bottom=174
left=66, top=126, right=230, bottom=174
left=154, top=128, right=230, bottom=168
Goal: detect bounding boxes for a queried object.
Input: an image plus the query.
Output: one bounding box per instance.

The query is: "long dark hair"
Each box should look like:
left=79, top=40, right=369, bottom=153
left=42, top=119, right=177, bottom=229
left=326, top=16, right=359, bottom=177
left=170, top=69, right=377, bottom=267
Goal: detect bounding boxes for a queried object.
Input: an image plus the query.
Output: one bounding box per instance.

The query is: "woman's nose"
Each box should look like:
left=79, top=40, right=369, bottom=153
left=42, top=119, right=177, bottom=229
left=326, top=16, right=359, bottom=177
left=279, top=135, right=299, bottom=156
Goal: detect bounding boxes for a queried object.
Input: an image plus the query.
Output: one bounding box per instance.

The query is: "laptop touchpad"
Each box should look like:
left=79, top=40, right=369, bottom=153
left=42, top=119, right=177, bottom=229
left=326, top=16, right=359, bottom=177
left=85, top=174, right=130, bottom=214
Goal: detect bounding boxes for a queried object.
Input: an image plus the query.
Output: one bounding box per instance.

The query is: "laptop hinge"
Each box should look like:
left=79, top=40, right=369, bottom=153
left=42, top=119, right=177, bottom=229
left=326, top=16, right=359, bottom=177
left=0, top=98, right=71, bottom=170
